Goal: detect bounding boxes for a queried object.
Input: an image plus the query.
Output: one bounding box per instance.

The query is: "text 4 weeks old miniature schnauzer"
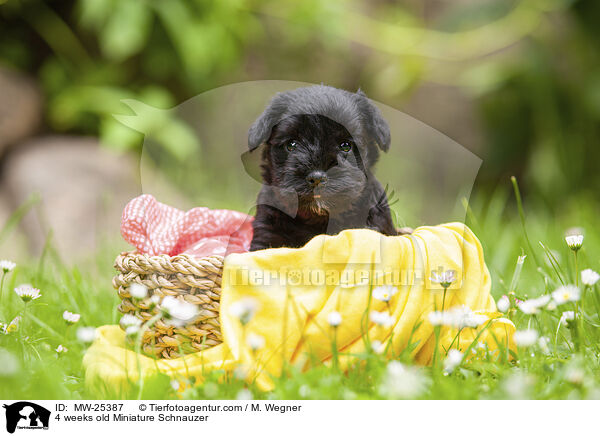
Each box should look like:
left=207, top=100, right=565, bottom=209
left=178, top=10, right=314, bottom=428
left=248, top=85, right=399, bottom=251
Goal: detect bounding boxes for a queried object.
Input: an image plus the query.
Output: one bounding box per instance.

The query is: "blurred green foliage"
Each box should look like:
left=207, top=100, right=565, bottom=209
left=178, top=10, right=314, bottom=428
left=0, top=0, right=599, bottom=202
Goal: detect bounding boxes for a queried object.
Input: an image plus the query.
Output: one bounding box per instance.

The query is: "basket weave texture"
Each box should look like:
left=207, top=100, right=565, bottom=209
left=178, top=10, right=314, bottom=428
left=113, top=251, right=223, bottom=359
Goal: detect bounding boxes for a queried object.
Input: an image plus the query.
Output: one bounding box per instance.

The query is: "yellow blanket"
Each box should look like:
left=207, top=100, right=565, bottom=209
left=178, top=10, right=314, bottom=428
left=83, top=223, right=514, bottom=394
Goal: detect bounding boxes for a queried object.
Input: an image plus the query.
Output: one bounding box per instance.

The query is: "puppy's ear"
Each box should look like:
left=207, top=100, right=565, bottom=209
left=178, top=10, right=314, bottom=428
left=248, top=96, right=286, bottom=151
left=356, top=89, right=391, bottom=152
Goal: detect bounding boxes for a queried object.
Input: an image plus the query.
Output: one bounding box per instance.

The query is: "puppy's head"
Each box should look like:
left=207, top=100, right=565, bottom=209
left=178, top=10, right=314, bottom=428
left=248, top=85, right=391, bottom=216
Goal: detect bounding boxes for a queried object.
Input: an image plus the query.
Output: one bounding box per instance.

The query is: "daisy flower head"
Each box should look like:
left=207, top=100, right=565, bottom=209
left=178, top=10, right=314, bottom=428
left=581, top=269, right=600, bottom=287
left=76, top=327, right=96, bottom=343
left=538, top=336, right=550, bottom=354
left=565, top=234, right=584, bottom=252
left=129, top=283, right=148, bottom=299
left=428, top=311, right=445, bottom=326
left=236, top=388, right=253, bottom=401
left=14, top=285, right=41, bottom=303
left=379, top=361, right=429, bottom=399
left=246, top=332, right=266, bottom=351
left=552, top=285, right=580, bottom=305
left=119, top=314, right=142, bottom=333
left=496, top=295, right=510, bottom=313
left=0, top=260, right=16, bottom=273
left=149, top=295, right=161, bottom=308
left=565, top=365, right=585, bottom=385
left=517, top=295, right=550, bottom=315
left=370, top=310, right=395, bottom=327
left=428, top=306, right=487, bottom=329
left=63, top=310, right=80, bottom=325
left=444, top=349, right=464, bottom=373
left=372, top=285, right=398, bottom=303
left=370, top=340, right=386, bottom=355
left=560, top=311, right=576, bottom=325
left=4, top=316, right=20, bottom=334
left=229, top=298, right=259, bottom=326
left=160, top=296, right=199, bottom=327
left=431, top=269, right=456, bottom=288
left=327, top=311, right=342, bottom=327
left=513, top=329, right=539, bottom=347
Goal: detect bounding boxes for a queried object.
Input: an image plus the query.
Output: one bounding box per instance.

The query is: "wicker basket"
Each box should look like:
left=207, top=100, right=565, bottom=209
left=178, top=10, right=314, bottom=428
left=113, top=251, right=224, bottom=359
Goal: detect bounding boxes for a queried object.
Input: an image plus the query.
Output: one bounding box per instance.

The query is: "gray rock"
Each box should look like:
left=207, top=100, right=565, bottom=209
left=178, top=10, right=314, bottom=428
left=0, top=68, right=42, bottom=155
left=1, top=136, right=141, bottom=261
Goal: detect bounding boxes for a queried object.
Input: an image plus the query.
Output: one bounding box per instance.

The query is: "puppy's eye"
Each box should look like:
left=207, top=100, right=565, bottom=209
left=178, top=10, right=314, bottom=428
left=339, top=141, right=353, bottom=153
left=285, top=140, right=298, bottom=152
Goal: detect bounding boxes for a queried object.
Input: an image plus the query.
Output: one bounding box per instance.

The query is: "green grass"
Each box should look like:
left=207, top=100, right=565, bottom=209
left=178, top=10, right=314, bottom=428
left=1, top=180, right=600, bottom=400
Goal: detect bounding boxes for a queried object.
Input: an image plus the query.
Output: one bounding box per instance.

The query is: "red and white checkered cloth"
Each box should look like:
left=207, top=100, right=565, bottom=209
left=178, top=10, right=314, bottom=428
left=120, top=194, right=253, bottom=258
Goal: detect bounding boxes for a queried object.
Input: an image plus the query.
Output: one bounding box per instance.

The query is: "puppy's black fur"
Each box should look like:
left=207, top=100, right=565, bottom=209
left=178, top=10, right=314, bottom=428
left=248, top=85, right=397, bottom=251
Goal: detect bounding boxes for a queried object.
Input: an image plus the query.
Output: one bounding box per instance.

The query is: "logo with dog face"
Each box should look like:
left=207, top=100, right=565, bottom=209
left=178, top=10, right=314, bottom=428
left=2, top=402, right=50, bottom=433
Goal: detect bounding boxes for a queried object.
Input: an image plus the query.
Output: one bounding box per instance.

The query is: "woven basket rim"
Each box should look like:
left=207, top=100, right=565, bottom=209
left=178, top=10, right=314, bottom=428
left=116, top=250, right=225, bottom=260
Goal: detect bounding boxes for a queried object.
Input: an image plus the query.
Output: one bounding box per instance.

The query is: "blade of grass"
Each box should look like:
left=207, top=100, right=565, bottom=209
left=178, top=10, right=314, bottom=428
left=511, top=176, right=540, bottom=268
left=538, top=241, right=566, bottom=285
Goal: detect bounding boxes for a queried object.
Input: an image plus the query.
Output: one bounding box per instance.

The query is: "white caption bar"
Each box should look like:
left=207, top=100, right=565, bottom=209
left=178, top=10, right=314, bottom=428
left=0, top=400, right=594, bottom=435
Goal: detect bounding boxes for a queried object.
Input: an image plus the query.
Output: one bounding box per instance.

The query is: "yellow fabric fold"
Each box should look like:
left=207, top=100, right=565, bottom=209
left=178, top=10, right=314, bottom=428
left=83, top=223, right=515, bottom=394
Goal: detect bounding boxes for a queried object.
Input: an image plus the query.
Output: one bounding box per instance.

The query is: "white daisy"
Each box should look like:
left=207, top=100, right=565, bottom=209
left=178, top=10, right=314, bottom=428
left=565, top=366, right=585, bottom=385
left=565, top=234, right=583, bottom=251
left=427, top=306, right=487, bottom=329
left=119, top=314, right=142, bottom=329
left=372, top=286, right=398, bottom=303
left=444, top=349, right=464, bottom=373
left=129, top=283, right=148, bottom=299
left=149, top=295, right=160, bottom=307
left=14, top=285, right=41, bottom=303
left=496, top=295, right=510, bottom=313
left=428, top=311, right=445, bottom=326
left=125, top=326, right=140, bottom=336
left=513, top=329, right=539, bottom=347
left=170, top=380, right=181, bottom=391
left=581, top=269, right=600, bottom=287
left=538, top=336, right=550, bottom=354
left=246, top=332, right=266, bottom=351
left=327, top=311, right=342, bottom=327
left=3, top=316, right=20, bottom=334
left=552, top=285, right=580, bottom=305
left=517, top=295, right=551, bottom=315
left=0, top=260, right=16, bottom=273
left=431, top=269, right=456, bottom=288
left=63, top=310, right=80, bottom=325
left=370, top=340, right=386, bottom=355
left=560, top=311, right=575, bottom=325
left=370, top=310, right=395, bottom=327
left=76, top=327, right=97, bottom=343
left=236, top=389, right=253, bottom=400
left=160, top=296, right=199, bottom=326
left=379, top=361, right=429, bottom=399
left=229, top=298, right=259, bottom=326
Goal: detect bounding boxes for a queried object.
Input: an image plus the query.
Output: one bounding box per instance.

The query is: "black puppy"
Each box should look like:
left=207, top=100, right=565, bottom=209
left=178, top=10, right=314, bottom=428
left=248, top=85, right=397, bottom=251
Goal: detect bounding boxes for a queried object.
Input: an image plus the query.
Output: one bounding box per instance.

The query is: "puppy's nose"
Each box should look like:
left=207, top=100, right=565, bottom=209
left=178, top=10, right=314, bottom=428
left=306, top=171, right=328, bottom=187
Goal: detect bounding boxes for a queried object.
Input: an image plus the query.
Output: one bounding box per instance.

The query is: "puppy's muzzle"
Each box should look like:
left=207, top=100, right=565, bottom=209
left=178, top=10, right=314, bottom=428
left=306, top=171, right=328, bottom=188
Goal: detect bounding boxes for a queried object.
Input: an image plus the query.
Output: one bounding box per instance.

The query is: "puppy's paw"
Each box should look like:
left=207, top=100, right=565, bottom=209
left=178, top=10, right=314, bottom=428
left=396, top=226, right=414, bottom=235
